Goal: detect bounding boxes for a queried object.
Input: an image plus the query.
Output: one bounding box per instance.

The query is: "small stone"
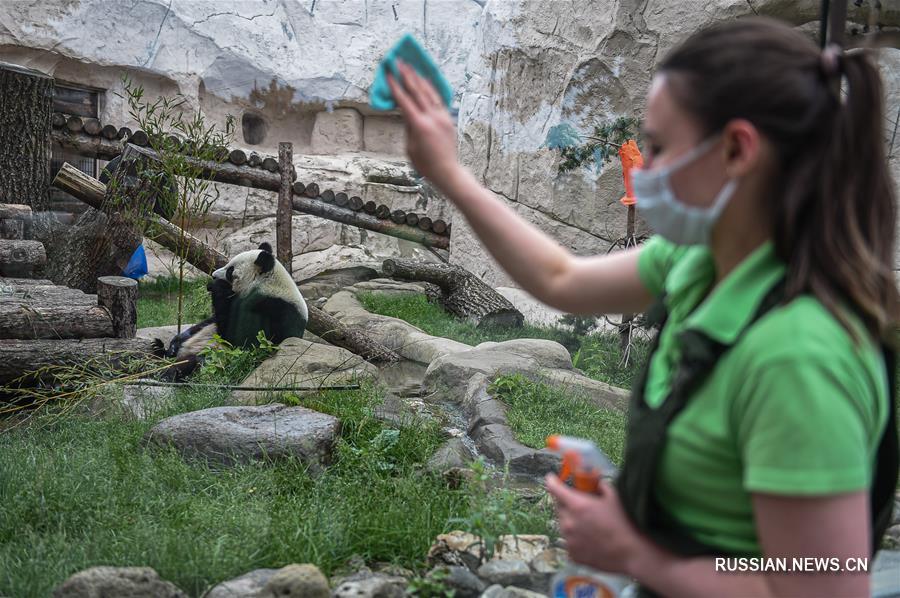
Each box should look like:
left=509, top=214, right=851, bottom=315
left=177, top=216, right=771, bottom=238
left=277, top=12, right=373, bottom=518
left=52, top=566, right=187, bottom=598
left=331, top=573, right=406, bottom=598
left=427, top=531, right=484, bottom=571
left=205, top=569, right=278, bottom=598
left=496, top=587, right=548, bottom=598
left=476, top=559, right=532, bottom=588
left=883, top=524, right=900, bottom=549
left=494, top=535, right=550, bottom=563
left=427, top=566, right=485, bottom=598
left=426, top=437, right=476, bottom=474
left=529, top=547, right=567, bottom=574
left=260, top=564, right=329, bottom=598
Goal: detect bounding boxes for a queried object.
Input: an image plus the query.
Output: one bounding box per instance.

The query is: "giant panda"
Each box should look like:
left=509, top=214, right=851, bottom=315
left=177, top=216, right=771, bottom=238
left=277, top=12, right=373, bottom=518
left=160, top=242, right=308, bottom=380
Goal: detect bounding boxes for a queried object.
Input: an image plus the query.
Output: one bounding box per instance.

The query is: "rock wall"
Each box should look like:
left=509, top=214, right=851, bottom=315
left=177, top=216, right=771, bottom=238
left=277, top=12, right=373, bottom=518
left=453, top=0, right=900, bottom=286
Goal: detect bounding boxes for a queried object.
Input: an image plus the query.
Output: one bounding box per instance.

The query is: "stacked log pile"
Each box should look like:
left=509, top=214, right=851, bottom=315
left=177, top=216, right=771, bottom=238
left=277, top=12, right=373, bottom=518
left=49, top=115, right=450, bottom=247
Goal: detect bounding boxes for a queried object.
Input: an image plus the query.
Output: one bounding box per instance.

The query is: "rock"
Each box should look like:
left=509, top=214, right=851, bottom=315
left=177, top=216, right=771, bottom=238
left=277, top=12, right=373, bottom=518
left=495, top=287, right=568, bottom=329
left=223, top=215, right=345, bottom=258
left=234, top=337, right=377, bottom=403
left=494, top=536, right=551, bottom=563
left=52, top=566, right=186, bottom=598
left=426, top=437, right=476, bottom=474
left=331, top=572, right=406, bottom=598
left=873, top=550, right=900, bottom=598
left=121, top=384, right=177, bottom=420
left=426, top=566, right=485, bottom=598
left=424, top=344, right=628, bottom=411
left=481, top=586, right=547, bottom=598
left=476, top=560, right=532, bottom=588
left=298, top=266, right=380, bottom=300
left=261, top=564, right=329, bottom=598
left=884, top=524, right=900, bottom=550
left=528, top=548, right=567, bottom=575
left=311, top=108, right=364, bottom=154
left=204, top=568, right=278, bottom=598
left=471, top=424, right=560, bottom=478
left=145, top=403, right=340, bottom=469
left=363, top=115, right=405, bottom=155
left=427, top=530, right=484, bottom=572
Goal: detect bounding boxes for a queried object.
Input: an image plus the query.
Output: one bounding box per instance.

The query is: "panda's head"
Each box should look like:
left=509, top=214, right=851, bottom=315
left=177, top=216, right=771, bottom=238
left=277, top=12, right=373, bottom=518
left=212, top=242, right=279, bottom=296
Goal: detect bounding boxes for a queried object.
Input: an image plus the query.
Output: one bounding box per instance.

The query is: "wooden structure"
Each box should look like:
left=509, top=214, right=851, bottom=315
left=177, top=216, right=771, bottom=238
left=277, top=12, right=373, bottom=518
left=0, top=63, right=52, bottom=210
left=49, top=116, right=451, bottom=248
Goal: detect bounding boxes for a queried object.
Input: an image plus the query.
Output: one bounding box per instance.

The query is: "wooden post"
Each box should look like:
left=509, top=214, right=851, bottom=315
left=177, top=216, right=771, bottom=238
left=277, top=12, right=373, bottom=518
left=0, top=239, right=47, bottom=277
left=0, top=203, right=31, bottom=240
left=97, top=276, right=138, bottom=338
left=277, top=142, right=293, bottom=274
left=0, top=63, right=53, bottom=209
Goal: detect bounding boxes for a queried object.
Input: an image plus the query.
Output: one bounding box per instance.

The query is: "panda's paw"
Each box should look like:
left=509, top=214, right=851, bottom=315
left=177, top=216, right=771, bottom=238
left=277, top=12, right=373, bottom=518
left=150, top=338, right=167, bottom=358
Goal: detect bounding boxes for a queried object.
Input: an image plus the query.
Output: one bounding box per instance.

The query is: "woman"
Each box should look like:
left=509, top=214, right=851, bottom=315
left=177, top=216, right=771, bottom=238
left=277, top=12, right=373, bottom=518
left=388, top=17, right=898, bottom=598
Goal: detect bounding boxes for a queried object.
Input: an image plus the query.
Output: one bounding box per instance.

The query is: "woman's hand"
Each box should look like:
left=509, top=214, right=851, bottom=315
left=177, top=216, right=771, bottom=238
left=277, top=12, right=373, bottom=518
left=386, top=60, right=460, bottom=189
left=545, top=473, right=648, bottom=576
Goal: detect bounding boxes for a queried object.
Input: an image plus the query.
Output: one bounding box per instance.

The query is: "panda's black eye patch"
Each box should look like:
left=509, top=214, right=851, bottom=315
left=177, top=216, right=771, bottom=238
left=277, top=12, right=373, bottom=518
left=226, top=266, right=235, bottom=282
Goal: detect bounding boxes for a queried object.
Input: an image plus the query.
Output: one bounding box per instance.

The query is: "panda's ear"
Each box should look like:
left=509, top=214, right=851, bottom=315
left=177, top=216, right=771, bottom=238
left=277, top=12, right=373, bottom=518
left=255, top=248, right=276, bottom=274
left=258, top=242, right=273, bottom=254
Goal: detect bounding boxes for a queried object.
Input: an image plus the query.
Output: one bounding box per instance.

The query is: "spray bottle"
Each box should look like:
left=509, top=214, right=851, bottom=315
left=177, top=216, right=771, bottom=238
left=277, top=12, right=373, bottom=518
left=546, top=435, right=635, bottom=598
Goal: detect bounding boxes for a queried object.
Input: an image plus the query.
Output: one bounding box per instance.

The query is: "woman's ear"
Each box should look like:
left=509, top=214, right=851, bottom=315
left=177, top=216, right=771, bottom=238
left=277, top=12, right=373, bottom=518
left=723, top=118, right=762, bottom=178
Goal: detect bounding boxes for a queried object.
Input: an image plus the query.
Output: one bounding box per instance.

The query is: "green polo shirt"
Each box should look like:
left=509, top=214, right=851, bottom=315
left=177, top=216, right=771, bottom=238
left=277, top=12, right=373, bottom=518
left=636, top=235, right=889, bottom=555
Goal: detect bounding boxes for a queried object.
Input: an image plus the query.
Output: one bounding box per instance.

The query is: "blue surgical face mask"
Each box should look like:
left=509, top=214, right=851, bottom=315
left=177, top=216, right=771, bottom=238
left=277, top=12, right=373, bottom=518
left=631, top=136, right=737, bottom=246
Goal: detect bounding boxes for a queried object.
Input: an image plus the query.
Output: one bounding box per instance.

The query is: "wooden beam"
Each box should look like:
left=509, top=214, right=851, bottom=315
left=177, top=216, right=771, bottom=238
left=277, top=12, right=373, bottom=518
left=277, top=142, right=293, bottom=274
left=0, top=337, right=158, bottom=384
left=0, top=304, right=114, bottom=339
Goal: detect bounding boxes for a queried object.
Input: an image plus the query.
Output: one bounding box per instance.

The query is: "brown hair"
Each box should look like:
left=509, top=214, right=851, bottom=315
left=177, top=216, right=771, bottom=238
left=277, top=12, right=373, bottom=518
left=659, top=17, right=899, bottom=343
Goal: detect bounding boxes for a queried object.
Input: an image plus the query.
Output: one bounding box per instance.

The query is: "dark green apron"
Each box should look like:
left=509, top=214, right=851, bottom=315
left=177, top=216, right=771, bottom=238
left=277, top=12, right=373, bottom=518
left=615, top=281, right=899, bottom=597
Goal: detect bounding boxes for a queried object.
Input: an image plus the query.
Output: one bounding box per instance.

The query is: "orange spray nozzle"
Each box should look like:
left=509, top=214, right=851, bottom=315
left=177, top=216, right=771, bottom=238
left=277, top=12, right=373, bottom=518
left=546, top=435, right=604, bottom=493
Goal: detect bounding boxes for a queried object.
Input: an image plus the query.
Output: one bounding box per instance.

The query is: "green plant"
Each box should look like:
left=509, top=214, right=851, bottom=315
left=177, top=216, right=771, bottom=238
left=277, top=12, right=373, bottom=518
left=546, top=116, right=639, bottom=174
left=407, top=568, right=457, bottom=597
left=114, top=77, right=235, bottom=334
left=193, top=330, right=276, bottom=384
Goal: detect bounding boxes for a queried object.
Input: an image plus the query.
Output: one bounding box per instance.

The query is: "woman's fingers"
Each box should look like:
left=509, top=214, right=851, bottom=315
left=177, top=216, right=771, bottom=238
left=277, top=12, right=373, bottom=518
left=401, top=61, right=444, bottom=109
left=386, top=72, right=420, bottom=121
left=393, top=60, right=430, bottom=113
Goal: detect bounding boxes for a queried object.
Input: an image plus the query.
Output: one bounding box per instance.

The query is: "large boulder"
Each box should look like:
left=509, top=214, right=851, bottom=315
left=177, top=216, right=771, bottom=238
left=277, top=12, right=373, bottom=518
left=204, top=564, right=330, bottom=598
left=233, top=337, right=377, bottom=403
left=53, top=566, right=186, bottom=598
left=145, top=403, right=340, bottom=469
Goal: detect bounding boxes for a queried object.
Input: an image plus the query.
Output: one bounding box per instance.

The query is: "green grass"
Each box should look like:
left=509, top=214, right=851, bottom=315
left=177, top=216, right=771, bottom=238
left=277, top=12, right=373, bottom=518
left=358, top=292, right=647, bottom=389
left=489, top=374, right=627, bottom=467
left=137, top=276, right=211, bottom=328
left=0, top=380, right=554, bottom=597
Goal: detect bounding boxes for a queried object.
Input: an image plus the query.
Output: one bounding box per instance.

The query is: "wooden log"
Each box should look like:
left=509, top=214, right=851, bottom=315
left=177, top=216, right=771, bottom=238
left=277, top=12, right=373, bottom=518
left=262, top=156, right=279, bottom=172
left=101, top=124, right=119, bottom=139
left=382, top=258, right=524, bottom=328
left=97, top=276, right=138, bottom=339
left=65, top=116, right=84, bottom=133
left=0, top=63, right=53, bottom=211
left=432, top=219, right=447, bottom=235
left=334, top=192, right=349, bottom=208
left=51, top=112, right=67, bottom=128
left=391, top=210, right=406, bottom=224
left=164, top=134, right=182, bottom=152
left=321, top=189, right=335, bottom=203
left=0, top=304, right=114, bottom=339
left=130, top=130, right=149, bottom=146
left=83, top=118, right=103, bottom=136
left=117, top=126, right=132, bottom=140
left=51, top=130, right=124, bottom=160
left=292, top=181, right=306, bottom=196
left=248, top=152, right=262, bottom=167
left=0, top=277, right=53, bottom=285
left=0, top=240, right=46, bottom=277
left=363, top=201, right=377, bottom=215
left=52, top=163, right=227, bottom=273
left=0, top=337, right=158, bottom=385
left=405, top=212, right=419, bottom=227
left=0, top=284, right=96, bottom=306
left=277, top=142, right=293, bottom=274
left=349, top=196, right=364, bottom=211
left=0, top=219, right=24, bottom=240
left=228, top=148, right=247, bottom=166
left=418, top=216, right=432, bottom=232
left=375, top=204, right=391, bottom=219
left=0, top=204, right=32, bottom=219
left=306, top=305, right=401, bottom=365
left=117, top=144, right=451, bottom=250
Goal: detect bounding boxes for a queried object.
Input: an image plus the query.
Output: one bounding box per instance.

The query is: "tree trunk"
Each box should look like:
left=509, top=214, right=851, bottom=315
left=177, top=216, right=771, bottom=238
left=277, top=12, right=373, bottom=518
left=0, top=63, right=53, bottom=210
left=96, top=276, right=138, bottom=339
left=277, top=142, right=293, bottom=274
left=0, top=304, right=114, bottom=339
left=382, top=259, right=524, bottom=328
left=307, top=306, right=401, bottom=364
left=0, top=282, right=96, bottom=306
left=0, top=239, right=47, bottom=277
left=0, top=338, right=157, bottom=385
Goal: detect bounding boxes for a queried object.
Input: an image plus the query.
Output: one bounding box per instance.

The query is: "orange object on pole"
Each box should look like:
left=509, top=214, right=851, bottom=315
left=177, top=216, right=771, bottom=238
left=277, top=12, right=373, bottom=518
left=618, top=139, right=643, bottom=207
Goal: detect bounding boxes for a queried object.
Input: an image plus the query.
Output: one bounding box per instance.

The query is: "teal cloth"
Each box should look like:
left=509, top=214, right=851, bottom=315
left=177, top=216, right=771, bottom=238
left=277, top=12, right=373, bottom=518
left=369, top=33, right=453, bottom=111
